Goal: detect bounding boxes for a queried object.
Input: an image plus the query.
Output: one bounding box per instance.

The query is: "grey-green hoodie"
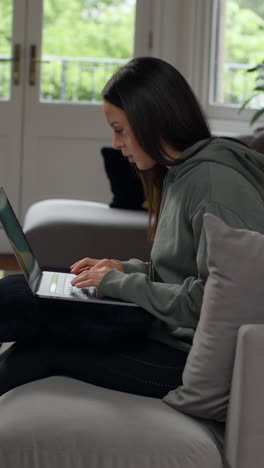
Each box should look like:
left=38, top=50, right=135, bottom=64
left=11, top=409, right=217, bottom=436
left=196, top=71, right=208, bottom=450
left=98, top=138, right=264, bottom=351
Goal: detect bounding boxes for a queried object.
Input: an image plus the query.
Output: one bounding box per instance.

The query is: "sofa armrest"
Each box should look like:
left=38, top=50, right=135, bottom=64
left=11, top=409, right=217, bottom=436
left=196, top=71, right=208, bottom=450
left=224, top=324, right=264, bottom=468
left=23, top=199, right=150, bottom=270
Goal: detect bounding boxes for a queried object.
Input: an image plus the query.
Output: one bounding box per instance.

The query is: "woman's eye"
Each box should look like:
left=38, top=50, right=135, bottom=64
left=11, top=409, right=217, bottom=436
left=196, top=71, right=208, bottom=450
left=114, top=128, right=123, bottom=134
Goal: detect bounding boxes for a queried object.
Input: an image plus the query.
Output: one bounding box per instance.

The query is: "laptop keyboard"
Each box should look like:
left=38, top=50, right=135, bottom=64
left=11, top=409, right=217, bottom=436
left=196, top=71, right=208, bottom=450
left=50, top=273, right=97, bottom=298
left=64, top=275, right=96, bottom=297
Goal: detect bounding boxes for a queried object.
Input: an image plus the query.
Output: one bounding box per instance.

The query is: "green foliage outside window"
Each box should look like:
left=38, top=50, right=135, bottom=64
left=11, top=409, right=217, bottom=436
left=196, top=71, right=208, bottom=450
left=239, top=61, right=264, bottom=124
left=0, top=0, right=12, bottom=99
left=223, top=0, right=264, bottom=106
left=41, top=0, right=136, bottom=101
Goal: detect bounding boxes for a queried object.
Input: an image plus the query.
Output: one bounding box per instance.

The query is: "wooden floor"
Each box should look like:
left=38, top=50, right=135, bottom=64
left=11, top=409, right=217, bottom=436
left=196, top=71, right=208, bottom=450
left=0, top=254, right=19, bottom=271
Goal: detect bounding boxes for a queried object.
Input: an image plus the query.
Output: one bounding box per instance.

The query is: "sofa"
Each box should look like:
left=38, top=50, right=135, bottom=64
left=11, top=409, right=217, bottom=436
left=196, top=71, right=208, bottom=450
left=0, top=324, right=263, bottom=468
left=1, top=216, right=264, bottom=468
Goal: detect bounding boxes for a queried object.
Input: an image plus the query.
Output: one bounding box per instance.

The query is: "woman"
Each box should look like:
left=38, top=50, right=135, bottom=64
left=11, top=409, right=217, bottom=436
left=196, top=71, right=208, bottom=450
left=1, top=57, right=264, bottom=398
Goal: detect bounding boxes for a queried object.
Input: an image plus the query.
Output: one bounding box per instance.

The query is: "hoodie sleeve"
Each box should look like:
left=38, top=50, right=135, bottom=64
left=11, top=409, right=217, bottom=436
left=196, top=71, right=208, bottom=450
left=98, top=201, right=252, bottom=330
left=98, top=207, right=207, bottom=330
left=119, top=259, right=150, bottom=275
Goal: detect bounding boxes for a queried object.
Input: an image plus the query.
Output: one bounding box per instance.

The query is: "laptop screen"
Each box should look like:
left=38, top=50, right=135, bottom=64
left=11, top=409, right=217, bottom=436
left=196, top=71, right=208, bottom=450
left=0, top=187, right=42, bottom=291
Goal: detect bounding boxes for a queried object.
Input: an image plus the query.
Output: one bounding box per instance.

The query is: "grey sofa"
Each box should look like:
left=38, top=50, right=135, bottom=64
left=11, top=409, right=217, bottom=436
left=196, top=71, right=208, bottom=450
left=23, top=199, right=151, bottom=270
left=0, top=323, right=263, bottom=468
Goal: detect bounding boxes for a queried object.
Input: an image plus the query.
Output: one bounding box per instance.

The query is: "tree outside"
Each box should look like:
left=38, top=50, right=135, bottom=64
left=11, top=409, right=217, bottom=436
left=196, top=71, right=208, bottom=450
left=0, top=0, right=12, bottom=99
left=40, top=0, right=136, bottom=101
left=216, top=0, right=264, bottom=106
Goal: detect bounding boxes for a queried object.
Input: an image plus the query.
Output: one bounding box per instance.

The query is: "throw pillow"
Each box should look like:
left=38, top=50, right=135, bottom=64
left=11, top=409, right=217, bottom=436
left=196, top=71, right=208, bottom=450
left=101, top=147, right=146, bottom=210
left=163, top=213, right=264, bottom=422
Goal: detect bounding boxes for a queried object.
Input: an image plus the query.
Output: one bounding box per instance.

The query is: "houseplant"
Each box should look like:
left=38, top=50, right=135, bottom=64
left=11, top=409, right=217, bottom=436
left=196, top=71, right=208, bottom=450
left=239, top=61, right=264, bottom=126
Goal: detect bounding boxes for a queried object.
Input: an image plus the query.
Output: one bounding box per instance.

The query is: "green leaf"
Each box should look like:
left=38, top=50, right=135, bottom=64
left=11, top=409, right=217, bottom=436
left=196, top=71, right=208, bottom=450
left=250, top=108, right=264, bottom=126
left=239, top=94, right=258, bottom=113
left=247, top=63, right=264, bottom=73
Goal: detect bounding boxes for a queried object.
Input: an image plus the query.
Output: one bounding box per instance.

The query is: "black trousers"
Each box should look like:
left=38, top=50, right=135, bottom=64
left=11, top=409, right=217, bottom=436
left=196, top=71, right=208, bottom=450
left=0, top=274, right=188, bottom=398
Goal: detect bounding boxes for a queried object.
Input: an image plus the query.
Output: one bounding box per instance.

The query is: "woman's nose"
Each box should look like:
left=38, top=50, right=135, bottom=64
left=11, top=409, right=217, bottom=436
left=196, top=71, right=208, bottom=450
left=112, top=133, right=124, bottom=150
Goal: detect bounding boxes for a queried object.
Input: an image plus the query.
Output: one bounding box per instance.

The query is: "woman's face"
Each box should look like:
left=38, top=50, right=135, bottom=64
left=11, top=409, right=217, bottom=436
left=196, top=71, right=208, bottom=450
left=103, top=100, right=156, bottom=170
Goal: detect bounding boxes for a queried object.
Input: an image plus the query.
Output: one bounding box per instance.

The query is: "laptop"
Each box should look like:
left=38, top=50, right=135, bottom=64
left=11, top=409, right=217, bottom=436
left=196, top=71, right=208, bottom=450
left=0, top=186, right=138, bottom=307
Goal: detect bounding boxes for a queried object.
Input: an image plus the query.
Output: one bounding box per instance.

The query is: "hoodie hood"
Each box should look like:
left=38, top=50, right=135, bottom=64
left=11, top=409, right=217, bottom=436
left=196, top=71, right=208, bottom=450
left=170, top=137, right=264, bottom=202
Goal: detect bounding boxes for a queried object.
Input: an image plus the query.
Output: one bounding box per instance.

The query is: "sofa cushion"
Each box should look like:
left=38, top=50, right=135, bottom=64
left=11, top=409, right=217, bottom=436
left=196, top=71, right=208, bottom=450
left=238, top=127, right=264, bottom=154
left=101, top=147, right=146, bottom=209
left=0, top=376, right=224, bottom=468
left=164, top=213, right=264, bottom=422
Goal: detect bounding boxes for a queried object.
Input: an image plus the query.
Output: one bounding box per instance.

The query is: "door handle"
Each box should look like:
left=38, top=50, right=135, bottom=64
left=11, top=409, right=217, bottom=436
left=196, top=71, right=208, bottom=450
left=0, top=43, right=21, bottom=85
left=29, top=45, right=50, bottom=86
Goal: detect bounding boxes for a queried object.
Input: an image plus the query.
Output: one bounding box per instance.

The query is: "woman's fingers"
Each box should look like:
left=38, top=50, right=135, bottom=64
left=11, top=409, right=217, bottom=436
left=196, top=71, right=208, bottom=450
left=70, top=258, right=124, bottom=274
left=70, top=257, right=100, bottom=274
left=72, top=278, right=99, bottom=288
left=71, top=259, right=124, bottom=290
left=90, top=259, right=124, bottom=272
left=71, top=266, right=111, bottom=288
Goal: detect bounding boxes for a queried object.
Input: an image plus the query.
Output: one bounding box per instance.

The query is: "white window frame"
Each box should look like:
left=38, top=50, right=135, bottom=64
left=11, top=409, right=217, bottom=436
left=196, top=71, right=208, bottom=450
left=148, top=0, right=264, bottom=135
left=206, top=0, right=264, bottom=134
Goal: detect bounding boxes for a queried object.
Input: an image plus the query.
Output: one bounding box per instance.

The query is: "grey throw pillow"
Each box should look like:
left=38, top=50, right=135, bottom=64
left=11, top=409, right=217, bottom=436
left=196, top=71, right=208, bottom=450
left=163, top=213, right=264, bottom=422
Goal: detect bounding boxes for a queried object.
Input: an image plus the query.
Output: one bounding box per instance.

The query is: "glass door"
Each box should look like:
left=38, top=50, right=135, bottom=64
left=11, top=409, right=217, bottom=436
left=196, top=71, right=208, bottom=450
left=40, top=0, right=137, bottom=103
left=21, top=0, right=144, bottom=217
left=0, top=0, right=13, bottom=100
left=0, top=0, right=27, bottom=252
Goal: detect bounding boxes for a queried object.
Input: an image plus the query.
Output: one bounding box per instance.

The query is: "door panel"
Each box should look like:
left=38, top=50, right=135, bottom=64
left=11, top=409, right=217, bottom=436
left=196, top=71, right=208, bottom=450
left=0, top=0, right=26, bottom=252
left=21, top=0, right=139, bottom=217
left=24, top=134, right=111, bottom=202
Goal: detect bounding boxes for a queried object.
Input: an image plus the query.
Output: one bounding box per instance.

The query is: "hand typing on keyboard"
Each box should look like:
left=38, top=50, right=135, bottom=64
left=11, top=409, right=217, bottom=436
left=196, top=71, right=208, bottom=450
left=64, top=276, right=97, bottom=298
left=70, top=257, right=124, bottom=290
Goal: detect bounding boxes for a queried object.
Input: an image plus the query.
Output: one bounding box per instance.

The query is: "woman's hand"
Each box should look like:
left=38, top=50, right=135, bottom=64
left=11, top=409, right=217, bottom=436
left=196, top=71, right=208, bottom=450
left=70, top=257, right=124, bottom=289
left=70, top=257, right=124, bottom=275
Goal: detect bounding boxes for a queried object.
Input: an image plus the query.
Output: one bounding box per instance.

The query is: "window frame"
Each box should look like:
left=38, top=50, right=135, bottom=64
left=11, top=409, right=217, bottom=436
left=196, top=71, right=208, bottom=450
left=206, top=0, right=264, bottom=133
left=149, top=0, right=264, bottom=135
left=205, top=0, right=264, bottom=132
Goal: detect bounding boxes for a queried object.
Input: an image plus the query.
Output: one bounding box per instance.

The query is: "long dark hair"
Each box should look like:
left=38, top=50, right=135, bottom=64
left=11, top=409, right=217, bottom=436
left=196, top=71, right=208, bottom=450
left=102, top=56, right=212, bottom=238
